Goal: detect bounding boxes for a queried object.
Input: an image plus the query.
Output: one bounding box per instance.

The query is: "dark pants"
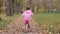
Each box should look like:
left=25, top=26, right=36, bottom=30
left=25, top=20, right=30, bottom=28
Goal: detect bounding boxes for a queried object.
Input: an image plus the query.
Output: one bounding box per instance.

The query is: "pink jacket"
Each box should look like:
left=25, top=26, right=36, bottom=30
left=22, top=10, right=33, bottom=21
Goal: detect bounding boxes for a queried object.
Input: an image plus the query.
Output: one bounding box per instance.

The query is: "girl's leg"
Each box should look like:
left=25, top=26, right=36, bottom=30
left=25, top=20, right=30, bottom=28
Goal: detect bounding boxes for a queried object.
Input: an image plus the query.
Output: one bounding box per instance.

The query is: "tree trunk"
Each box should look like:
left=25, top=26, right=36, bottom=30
left=11, top=0, right=15, bottom=15
left=29, top=0, right=34, bottom=12
left=0, top=0, right=2, bottom=13
left=5, top=0, right=12, bottom=16
left=0, top=0, right=2, bottom=20
left=19, top=0, right=23, bottom=13
left=5, top=0, right=15, bottom=16
left=0, top=18, right=1, bottom=20
left=36, top=0, right=40, bottom=13
left=15, top=2, right=20, bottom=14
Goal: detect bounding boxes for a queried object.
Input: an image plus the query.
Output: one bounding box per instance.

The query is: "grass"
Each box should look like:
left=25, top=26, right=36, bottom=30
left=0, top=13, right=21, bottom=30
left=34, top=12, right=60, bottom=34
left=0, top=12, right=60, bottom=34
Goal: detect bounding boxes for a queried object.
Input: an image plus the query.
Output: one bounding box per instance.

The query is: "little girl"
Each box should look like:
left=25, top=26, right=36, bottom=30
left=22, top=7, right=33, bottom=28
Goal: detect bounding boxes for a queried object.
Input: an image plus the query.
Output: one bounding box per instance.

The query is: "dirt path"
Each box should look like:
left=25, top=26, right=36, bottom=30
left=0, top=16, right=48, bottom=34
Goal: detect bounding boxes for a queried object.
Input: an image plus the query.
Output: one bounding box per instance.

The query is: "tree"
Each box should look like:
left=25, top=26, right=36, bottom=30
left=5, top=0, right=15, bottom=16
left=36, top=0, right=40, bottom=12
left=5, top=0, right=12, bottom=16
left=58, top=0, right=60, bottom=11
left=15, top=0, right=23, bottom=13
left=15, top=0, right=20, bottom=14
left=0, top=0, right=2, bottom=20
left=47, top=0, right=53, bottom=12
left=29, top=0, right=34, bottom=12
left=57, top=0, right=60, bottom=12
left=51, top=0, right=58, bottom=12
left=10, top=0, right=15, bottom=15
left=0, top=0, right=2, bottom=13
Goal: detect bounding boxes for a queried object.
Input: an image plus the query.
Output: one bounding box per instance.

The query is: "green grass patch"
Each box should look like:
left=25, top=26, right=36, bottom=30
left=0, top=13, right=21, bottom=30
left=34, top=12, right=60, bottom=34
